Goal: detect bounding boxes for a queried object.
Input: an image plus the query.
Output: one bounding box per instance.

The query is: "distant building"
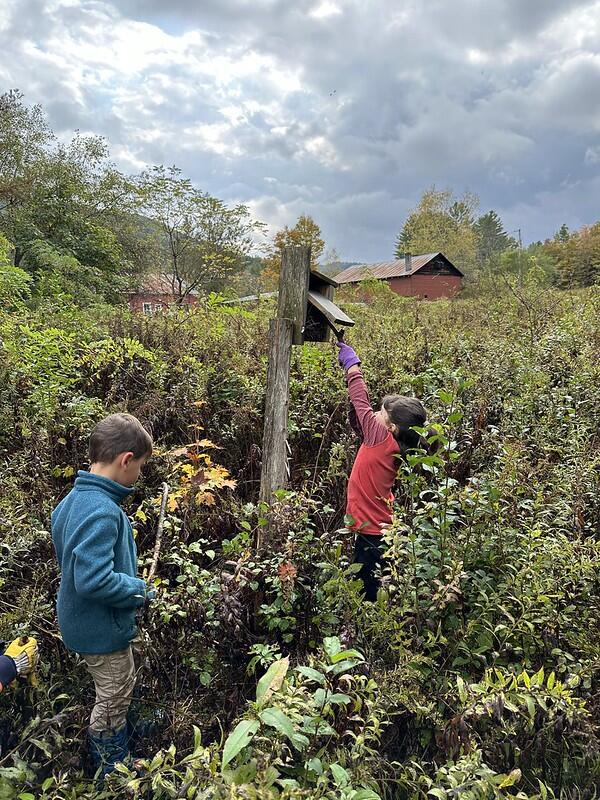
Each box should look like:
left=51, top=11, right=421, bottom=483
left=335, top=253, right=464, bottom=299
left=127, top=274, right=199, bottom=314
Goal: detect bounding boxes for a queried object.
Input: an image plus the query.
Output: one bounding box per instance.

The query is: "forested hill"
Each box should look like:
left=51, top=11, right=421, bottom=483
left=1, top=90, right=599, bottom=311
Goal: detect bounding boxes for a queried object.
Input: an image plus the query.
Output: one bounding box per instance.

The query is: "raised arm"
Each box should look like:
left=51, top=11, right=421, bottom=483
left=337, top=344, right=389, bottom=446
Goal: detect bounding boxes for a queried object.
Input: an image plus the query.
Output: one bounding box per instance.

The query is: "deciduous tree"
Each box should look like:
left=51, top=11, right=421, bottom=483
left=261, top=215, right=325, bottom=289
left=136, top=165, right=263, bottom=301
left=395, top=188, right=478, bottom=275
left=0, top=91, right=133, bottom=301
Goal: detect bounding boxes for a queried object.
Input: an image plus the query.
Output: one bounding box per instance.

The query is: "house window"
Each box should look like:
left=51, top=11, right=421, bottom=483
left=154, top=302, right=163, bottom=312
left=143, top=302, right=152, bottom=315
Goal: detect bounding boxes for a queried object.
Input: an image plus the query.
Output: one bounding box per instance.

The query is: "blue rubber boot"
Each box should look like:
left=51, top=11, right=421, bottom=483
left=88, top=725, right=130, bottom=778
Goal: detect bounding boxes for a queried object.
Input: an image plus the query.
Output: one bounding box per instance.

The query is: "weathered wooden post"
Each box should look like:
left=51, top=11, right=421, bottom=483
left=259, top=246, right=311, bottom=505
left=258, top=248, right=354, bottom=553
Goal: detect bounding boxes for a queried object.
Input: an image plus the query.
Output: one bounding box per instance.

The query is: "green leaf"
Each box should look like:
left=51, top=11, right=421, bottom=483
left=327, top=692, right=352, bottom=705
left=259, top=707, right=296, bottom=739
left=231, top=760, right=257, bottom=785
left=534, top=666, right=545, bottom=686
left=428, top=790, right=448, bottom=799
left=456, top=675, right=467, bottom=704
left=291, top=732, right=310, bottom=751
left=222, top=719, right=259, bottom=768
left=525, top=696, right=536, bottom=721
left=329, top=648, right=364, bottom=664
left=546, top=671, right=556, bottom=690
left=256, top=656, right=289, bottom=707
left=296, top=666, right=326, bottom=684
left=498, top=768, right=522, bottom=788
left=323, top=636, right=342, bottom=657
left=302, top=718, right=337, bottom=736
left=306, top=757, right=323, bottom=775
left=259, top=707, right=310, bottom=751
left=329, top=659, right=362, bottom=676
left=330, top=763, right=350, bottom=787
left=354, top=790, right=382, bottom=800
left=314, top=687, right=327, bottom=706
left=30, top=738, right=53, bottom=758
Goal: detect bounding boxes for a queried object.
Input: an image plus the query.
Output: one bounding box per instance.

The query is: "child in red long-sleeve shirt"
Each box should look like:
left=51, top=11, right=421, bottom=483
left=337, top=341, right=428, bottom=600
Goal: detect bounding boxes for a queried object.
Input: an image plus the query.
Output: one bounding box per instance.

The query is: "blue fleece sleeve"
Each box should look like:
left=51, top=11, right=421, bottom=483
left=0, top=654, right=17, bottom=689
left=72, top=512, right=146, bottom=609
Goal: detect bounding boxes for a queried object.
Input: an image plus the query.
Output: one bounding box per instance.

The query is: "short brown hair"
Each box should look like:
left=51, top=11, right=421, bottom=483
left=382, top=395, right=428, bottom=452
left=89, top=413, right=153, bottom=464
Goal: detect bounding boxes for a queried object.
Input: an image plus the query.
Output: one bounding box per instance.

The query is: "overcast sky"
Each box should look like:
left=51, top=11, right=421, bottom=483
left=1, top=0, right=599, bottom=261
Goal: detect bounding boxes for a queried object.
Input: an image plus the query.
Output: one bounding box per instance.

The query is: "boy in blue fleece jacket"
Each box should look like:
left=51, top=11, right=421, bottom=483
left=52, top=413, right=153, bottom=777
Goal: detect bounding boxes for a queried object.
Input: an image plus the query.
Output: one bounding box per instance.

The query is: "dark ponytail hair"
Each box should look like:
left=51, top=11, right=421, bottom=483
left=382, top=395, right=430, bottom=455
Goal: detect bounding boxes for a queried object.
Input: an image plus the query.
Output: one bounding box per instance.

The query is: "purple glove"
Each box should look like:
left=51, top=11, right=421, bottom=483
left=336, top=341, right=361, bottom=371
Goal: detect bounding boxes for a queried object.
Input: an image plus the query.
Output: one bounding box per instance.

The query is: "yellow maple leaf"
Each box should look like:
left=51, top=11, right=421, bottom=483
left=195, top=491, right=216, bottom=506
left=207, top=466, right=229, bottom=481
left=196, top=438, right=220, bottom=449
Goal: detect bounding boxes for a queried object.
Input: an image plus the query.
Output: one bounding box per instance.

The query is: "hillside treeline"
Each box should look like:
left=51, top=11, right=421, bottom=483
left=1, top=91, right=598, bottom=310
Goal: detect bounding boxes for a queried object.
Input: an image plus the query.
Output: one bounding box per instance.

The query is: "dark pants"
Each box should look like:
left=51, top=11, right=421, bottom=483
left=353, top=534, right=386, bottom=601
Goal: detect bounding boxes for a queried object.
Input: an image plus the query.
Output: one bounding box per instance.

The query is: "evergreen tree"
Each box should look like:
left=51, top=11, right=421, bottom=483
left=474, top=211, right=514, bottom=267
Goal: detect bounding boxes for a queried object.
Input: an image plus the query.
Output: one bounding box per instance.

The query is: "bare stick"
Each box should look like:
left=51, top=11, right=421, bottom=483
left=147, top=482, right=169, bottom=583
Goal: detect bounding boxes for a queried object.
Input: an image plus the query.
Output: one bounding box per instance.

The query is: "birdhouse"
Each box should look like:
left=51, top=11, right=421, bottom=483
left=303, top=269, right=354, bottom=343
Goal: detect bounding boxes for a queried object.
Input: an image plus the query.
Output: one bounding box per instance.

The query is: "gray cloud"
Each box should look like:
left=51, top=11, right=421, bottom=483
left=0, top=0, right=599, bottom=261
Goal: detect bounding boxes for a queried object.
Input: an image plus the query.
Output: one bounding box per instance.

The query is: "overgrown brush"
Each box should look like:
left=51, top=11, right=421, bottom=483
left=1, top=284, right=599, bottom=798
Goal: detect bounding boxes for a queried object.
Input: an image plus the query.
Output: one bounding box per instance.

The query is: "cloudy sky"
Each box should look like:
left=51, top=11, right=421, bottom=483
left=1, top=0, right=599, bottom=261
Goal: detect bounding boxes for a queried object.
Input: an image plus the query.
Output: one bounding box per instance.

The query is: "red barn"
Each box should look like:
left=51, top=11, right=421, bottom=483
left=127, top=274, right=199, bottom=314
left=335, top=253, right=463, bottom=299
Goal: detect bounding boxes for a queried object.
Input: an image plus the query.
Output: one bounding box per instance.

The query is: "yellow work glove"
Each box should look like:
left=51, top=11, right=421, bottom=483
left=4, top=636, right=39, bottom=686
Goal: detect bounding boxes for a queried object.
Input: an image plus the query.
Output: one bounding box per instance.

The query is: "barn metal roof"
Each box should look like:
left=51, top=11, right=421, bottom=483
left=131, top=274, right=199, bottom=296
left=335, top=253, right=449, bottom=283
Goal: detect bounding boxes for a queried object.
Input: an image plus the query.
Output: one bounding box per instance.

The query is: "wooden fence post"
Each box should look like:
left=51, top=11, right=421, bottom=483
left=259, top=246, right=310, bottom=507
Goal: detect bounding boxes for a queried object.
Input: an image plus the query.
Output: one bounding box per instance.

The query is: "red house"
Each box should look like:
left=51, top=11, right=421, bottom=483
left=335, top=253, right=464, bottom=299
left=127, top=274, right=199, bottom=314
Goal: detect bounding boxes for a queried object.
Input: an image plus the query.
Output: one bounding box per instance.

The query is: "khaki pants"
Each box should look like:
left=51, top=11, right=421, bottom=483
left=81, top=639, right=141, bottom=733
